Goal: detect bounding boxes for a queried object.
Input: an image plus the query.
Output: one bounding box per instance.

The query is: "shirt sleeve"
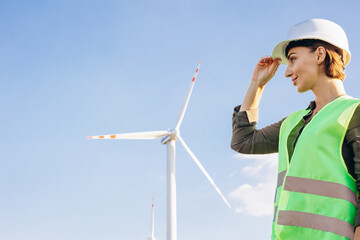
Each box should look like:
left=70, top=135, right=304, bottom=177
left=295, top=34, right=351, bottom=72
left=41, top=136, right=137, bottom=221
left=345, top=105, right=360, bottom=230
left=230, top=105, right=285, bottom=154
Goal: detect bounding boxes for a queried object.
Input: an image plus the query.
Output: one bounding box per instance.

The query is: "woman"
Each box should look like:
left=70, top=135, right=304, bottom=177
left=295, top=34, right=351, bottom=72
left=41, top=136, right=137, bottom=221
left=231, top=19, right=360, bottom=240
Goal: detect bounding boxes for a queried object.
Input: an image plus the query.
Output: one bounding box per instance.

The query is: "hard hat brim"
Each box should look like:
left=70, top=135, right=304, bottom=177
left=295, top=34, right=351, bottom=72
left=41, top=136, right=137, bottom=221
left=272, top=40, right=291, bottom=65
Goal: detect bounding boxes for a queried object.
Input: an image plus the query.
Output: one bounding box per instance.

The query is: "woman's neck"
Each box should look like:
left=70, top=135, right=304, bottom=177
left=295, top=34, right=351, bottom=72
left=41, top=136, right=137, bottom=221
left=312, top=76, right=347, bottom=110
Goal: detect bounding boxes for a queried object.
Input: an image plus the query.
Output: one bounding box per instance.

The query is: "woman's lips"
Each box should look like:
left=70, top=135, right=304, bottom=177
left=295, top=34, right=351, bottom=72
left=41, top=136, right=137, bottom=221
left=292, top=77, right=298, bottom=86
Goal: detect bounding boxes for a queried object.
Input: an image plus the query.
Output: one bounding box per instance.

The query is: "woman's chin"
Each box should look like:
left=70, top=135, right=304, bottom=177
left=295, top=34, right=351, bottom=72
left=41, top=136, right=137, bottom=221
left=296, top=86, right=310, bottom=93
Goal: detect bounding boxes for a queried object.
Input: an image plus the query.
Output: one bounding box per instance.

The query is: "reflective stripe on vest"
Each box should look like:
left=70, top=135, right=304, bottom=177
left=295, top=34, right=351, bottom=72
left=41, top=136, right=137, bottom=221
left=273, top=170, right=287, bottom=222
left=284, top=176, right=358, bottom=207
left=277, top=170, right=287, bottom=188
left=277, top=210, right=354, bottom=240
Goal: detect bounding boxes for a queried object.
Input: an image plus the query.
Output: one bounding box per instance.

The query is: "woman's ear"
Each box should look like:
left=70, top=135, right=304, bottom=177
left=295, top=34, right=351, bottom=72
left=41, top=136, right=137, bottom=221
left=315, top=46, right=326, bottom=65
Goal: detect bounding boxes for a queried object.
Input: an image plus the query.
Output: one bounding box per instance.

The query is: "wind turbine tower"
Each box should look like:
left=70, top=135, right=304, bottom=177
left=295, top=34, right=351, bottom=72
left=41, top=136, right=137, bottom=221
left=88, top=61, right=231, bottom=240
left=147, top=197, right=156, bottom=240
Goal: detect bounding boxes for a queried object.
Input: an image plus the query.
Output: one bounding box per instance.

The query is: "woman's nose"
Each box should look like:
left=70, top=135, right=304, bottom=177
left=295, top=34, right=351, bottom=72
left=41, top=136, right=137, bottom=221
left=285, top=66, right=292, bottom=78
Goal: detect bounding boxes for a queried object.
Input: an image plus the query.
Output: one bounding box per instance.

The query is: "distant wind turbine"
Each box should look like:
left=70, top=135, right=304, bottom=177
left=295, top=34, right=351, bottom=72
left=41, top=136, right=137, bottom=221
left=88, top=61, right=231, bottom=240
left=147, top=197, right=156, bottom=240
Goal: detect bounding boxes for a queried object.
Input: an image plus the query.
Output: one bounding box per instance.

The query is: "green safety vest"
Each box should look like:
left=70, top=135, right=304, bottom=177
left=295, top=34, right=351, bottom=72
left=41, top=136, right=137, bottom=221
left=272, top=96, right=360, bottom=240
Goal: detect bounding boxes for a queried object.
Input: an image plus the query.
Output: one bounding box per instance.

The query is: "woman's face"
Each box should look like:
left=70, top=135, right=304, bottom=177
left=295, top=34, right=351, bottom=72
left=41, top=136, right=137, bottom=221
left=285, top=46, right=320, bottom=93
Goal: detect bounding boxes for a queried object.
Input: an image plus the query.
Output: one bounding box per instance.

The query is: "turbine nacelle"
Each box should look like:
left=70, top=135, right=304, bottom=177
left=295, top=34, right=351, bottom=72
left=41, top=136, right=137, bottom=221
left=161, top=129, right=180, bottom=144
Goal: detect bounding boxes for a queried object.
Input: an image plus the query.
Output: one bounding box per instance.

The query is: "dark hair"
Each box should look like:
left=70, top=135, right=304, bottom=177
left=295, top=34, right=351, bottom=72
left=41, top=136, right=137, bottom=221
left=285, top=39, right=346, bottom=81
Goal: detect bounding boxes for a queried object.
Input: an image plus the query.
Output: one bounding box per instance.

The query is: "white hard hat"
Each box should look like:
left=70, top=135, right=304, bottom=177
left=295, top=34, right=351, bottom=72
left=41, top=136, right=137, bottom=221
left=272, top=19, right=351, bottom=66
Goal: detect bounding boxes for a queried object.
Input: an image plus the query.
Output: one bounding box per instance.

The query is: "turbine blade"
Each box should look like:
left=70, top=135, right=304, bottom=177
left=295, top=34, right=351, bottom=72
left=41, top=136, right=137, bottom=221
left=177, top=135, right=231, bottom=208
left=87, top=130, right=171, bottom=140
left=175, top=60, right=202, bottom=130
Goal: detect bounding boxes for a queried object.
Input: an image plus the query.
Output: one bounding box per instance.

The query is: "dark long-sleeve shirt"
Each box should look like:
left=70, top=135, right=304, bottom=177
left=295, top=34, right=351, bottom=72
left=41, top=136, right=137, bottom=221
left=231, top=101, right=360, bottom=230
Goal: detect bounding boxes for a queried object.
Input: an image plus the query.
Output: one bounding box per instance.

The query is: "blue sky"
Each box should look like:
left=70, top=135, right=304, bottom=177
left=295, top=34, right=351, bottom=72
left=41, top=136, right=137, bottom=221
left=1, top=0, right=360, bottom=239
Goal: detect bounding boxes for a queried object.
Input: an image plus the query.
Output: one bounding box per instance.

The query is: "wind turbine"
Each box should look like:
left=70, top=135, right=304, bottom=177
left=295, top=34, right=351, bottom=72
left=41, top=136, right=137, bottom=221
left=147, top=197, right=156, bottom=240
left=88, top=61, right=231, bottom=240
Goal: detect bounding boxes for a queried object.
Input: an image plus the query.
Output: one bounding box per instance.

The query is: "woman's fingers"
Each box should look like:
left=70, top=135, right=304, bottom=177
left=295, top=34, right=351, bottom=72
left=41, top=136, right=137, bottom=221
left=259, top=56, right=271, bottom=64
left=252, top=56, right=281, bottom=88
left=269, top=58, right=281, bottom=72
left=258, top=56, right=280, bottom=67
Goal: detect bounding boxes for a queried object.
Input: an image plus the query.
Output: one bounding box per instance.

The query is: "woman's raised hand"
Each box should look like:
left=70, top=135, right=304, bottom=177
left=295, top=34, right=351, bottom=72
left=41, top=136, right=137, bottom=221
left=252, top=56, right=281, bottom=88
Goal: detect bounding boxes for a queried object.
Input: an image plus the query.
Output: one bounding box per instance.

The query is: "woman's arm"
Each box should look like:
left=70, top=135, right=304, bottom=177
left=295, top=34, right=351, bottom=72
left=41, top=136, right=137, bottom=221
left=231, top=56, right=282, bottom=154
left=231, top=106, right=285, bottom=154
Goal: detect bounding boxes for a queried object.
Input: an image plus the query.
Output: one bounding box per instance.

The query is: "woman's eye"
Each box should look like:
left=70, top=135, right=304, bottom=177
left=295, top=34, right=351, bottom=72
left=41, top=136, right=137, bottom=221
left=289, top=57, right=296, bottom=63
